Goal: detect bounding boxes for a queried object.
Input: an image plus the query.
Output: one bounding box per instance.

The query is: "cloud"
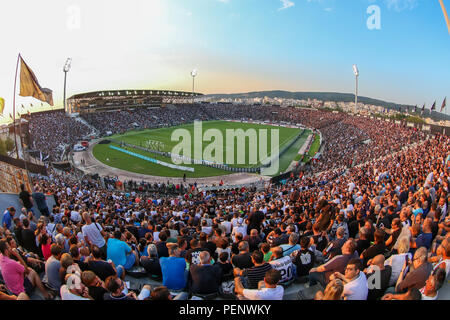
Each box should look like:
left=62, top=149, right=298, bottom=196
left=384, top=0, right=418, bottom=12
left=278, top=0, right=295, bottom=11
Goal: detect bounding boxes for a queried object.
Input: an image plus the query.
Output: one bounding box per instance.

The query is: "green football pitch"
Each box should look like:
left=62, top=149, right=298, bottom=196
left=93, top=120, right=310, bottom=178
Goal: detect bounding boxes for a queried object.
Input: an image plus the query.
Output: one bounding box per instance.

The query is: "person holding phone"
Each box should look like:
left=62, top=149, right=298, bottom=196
left=395, top=247, right=433, bottom=293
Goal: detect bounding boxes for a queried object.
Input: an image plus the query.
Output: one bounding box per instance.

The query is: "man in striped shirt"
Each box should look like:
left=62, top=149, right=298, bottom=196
left=234, top=250, right=273, bottom=289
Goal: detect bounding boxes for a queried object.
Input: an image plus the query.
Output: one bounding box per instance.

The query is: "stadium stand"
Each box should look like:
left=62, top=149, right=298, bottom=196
left=0, top=105, right=448, bottom=301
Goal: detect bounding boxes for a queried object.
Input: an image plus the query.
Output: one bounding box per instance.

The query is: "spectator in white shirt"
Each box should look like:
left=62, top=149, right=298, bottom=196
left=70, top=206, right=82, bottom=224
left=234, top=269, right=284, bottom=300
left=330, top=258, right=368, bottom=300
left=419, top=268, right=446, bottom=300
left=81, top=212, right=107, bottom=254
left=231, top=218, right=247, bottom=240
left=221, top=216, right=233, bottom=235
left=60, top=274, right=92, bottom=300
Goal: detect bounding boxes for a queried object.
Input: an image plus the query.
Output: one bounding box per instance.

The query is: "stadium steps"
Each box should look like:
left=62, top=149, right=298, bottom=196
left=74, top=116, right=99, bottom=137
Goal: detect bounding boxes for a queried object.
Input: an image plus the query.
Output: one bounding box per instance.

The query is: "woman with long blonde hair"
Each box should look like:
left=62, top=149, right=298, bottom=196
left=315, top=278, right=344, bottom=300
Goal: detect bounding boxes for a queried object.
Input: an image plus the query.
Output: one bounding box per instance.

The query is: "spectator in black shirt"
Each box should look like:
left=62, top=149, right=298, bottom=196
left=140, top=244, right=162, bottom=279
left=267, top=228, right=289, bottom=247
left=103, top=275, right=137, bottom=300
left=13, top=218, right=24, bottom=248
left=186, top=239, right=208, bottom=265
left=231, top=233, right=243, bottom=255
left=126, top=219, right=139, bottom=241
left=70, top=245, right=90, bottom=271
left=81, top=270, right=108, bottom=301
left=88, top=246, right=119, bottom=281
left=189, top=251, right=222, bottom=295
left=199, top=232, right=216, bottom=257
left=214, top=252, right=233, bottom=282
left=377, top=208, right=391, bottom=230
left=247, top=207, right=265, bottom=234
left=18, top=184, right=33, bottom=212
left=311, top=223, right=328, bottom=252
left=384, top=218, right=402, bottom=252
left=179, top=227, right=193, bottom=250
left=21, top=218, right=40, bottom=256
left=361, top=229, right=386, bottom=267
left=355, top=227, right=371, bottom=255
left=348, top=212, right=365, bottom=239
left=231, top=241, right=254, bottom=269
left=156, top=231, right=169, bottom=258
left=387, top=206, right=399, bottom=227
left=244, top=229, right=262, bottom=253
left=292, top=236, right=315, bottom=277
left=364, top=254, right=392, bottom=300
left=323, top=226, right=347, bottom=260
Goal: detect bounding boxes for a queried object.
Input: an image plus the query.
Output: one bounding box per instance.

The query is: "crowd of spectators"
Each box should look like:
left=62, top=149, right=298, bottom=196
left=28, top=111, right=92, bottom=162
left=2, top=106, right=447, bottom=300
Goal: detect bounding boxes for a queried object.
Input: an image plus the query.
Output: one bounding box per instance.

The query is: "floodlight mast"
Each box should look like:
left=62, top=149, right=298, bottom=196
left=353, top=65, right=359, bottom=114
left=63, top=58, right=72, bottom=113
left=191, top=69, right=197, bottom=104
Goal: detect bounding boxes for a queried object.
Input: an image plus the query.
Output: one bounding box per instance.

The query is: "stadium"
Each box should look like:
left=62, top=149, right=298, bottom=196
left=1, top=0, right=450, bottom=308
left=62, top=91, right=323, bottom=186
left=0, top=96, right=448, bottom=302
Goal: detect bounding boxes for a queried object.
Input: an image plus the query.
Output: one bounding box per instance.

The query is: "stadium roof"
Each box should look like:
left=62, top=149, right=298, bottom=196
left=68, top=89, right=203, bottom=100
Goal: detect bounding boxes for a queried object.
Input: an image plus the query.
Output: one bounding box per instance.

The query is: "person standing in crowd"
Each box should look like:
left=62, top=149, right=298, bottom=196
left=32, top=186, right=49, bottom=217
left=2, top=207, right=15, bottom=230
left=19, top=184, right=33, bottom=213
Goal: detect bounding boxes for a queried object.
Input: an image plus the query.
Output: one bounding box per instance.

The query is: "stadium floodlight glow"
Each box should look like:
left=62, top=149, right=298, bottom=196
left=352, top=64, right=359, bottom=77
left=353, top=64, right=359, bottom=113
left=63, top=58, right=72, bottom=113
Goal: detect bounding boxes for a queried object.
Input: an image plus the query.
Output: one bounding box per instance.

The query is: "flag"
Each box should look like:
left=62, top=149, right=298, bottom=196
left=0, top=97, right=4, bottom=114
left=421, top=104, right=425, bottom=115
left=431, top=101, right=436, bottom=111
left=439, top=0, right=450, bottom=35
left=414, top=105, right=417, bottom=113
left=441, top=97, right=447, bottom=112
left=19, top=55, right=53, bottom=106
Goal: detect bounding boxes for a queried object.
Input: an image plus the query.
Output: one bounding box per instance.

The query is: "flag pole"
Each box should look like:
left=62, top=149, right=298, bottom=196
left=12, top=54, right=20, bottom=159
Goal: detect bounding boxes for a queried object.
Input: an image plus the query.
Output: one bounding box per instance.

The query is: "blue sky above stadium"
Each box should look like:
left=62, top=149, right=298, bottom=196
left=0, top=0, right=449, bottom=119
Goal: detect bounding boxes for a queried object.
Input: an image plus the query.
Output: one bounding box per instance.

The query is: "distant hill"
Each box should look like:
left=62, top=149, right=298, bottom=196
left=205, top=91, right=450, bottom=121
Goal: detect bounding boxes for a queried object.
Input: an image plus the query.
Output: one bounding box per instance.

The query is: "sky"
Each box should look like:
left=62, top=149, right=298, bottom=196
left=0, top=0, right=449, bottom=122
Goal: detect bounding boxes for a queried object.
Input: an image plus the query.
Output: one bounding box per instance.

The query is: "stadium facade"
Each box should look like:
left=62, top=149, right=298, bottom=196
left=66, top=89, right=203, bottom=114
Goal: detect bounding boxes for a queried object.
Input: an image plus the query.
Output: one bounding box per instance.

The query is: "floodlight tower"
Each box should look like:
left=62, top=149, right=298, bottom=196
left=353, top=64, right=359, bottom=114
left=63, top=58, right=72, bottom=113
left=191, top=69, right=197, bottom=104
